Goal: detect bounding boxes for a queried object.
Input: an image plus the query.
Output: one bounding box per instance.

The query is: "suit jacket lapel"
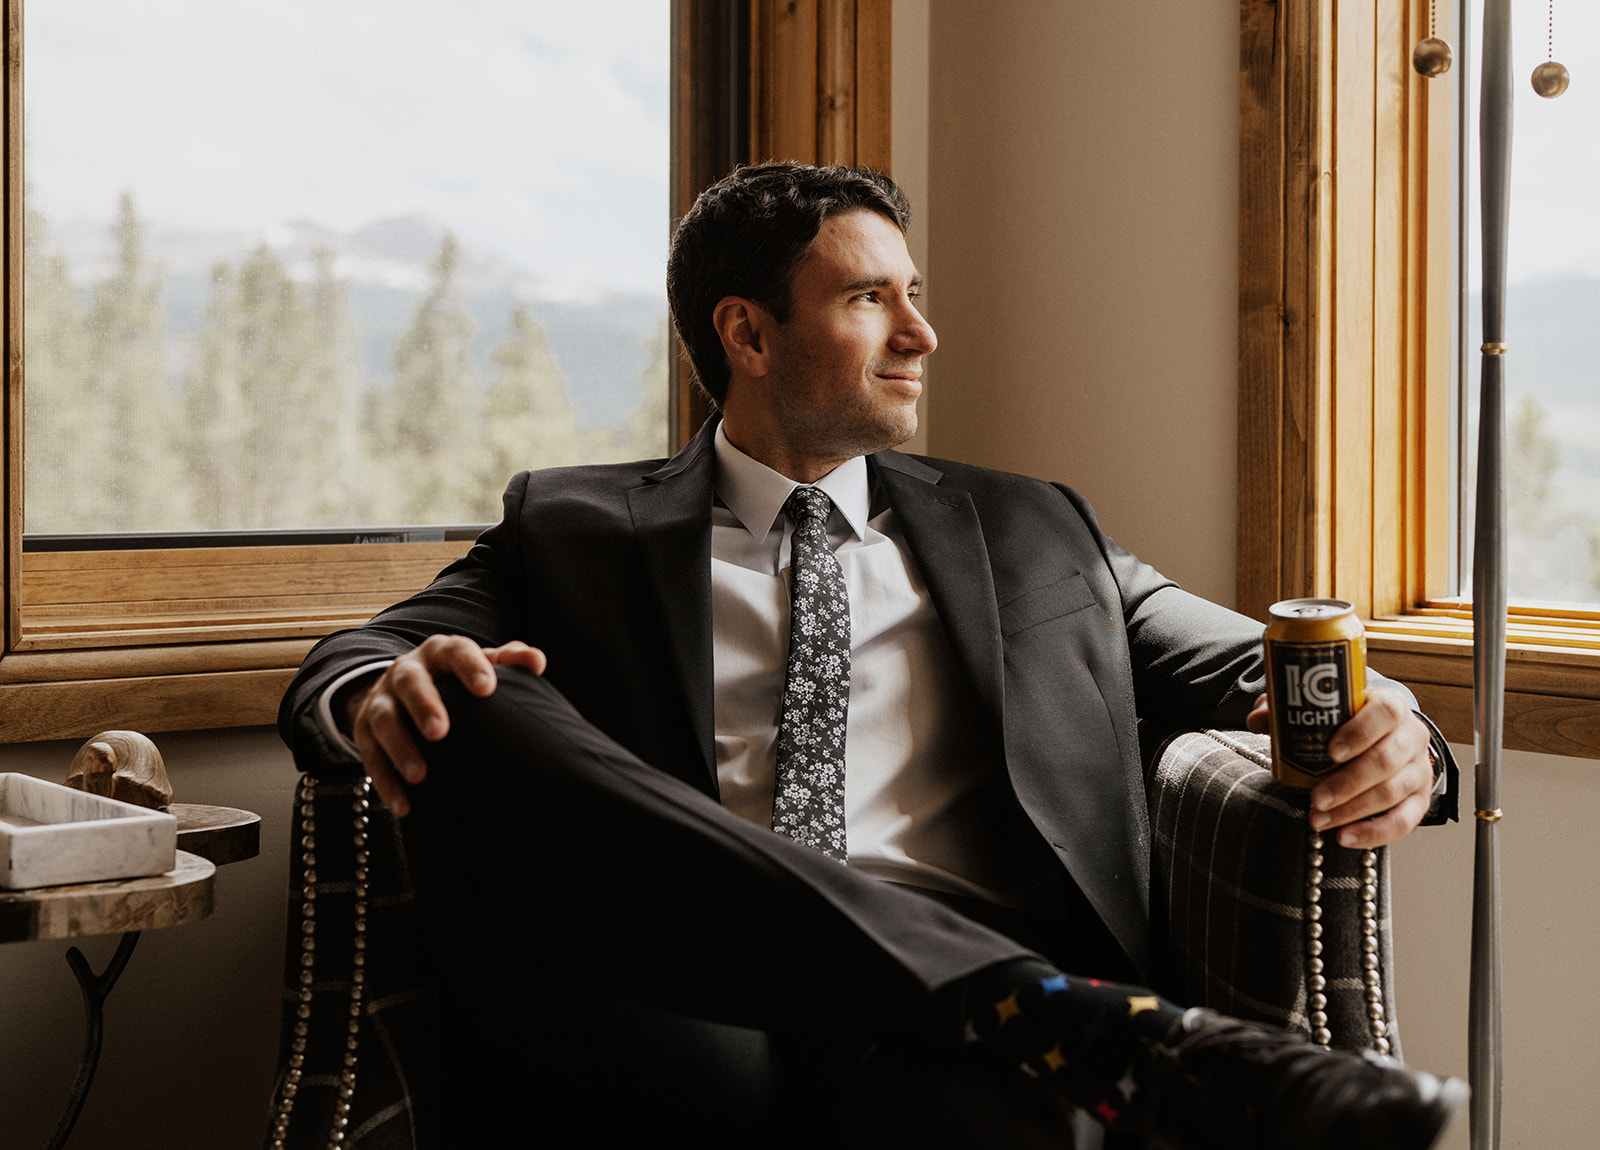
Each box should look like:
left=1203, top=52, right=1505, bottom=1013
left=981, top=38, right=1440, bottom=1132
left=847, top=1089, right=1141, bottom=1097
left=870, top=452, right=1005, bottom=727
left=626, top=419, right=719, bottom=793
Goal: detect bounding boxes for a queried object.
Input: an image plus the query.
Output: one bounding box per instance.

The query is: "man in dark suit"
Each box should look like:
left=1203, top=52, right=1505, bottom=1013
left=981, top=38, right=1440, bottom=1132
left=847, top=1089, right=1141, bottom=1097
left=281, top=163, right=1462, bottom=1148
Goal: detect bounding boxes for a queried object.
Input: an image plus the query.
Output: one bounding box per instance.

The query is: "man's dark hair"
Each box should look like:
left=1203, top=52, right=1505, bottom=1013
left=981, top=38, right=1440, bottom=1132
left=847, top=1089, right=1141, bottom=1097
left=666, top=162, right=911, bottom=408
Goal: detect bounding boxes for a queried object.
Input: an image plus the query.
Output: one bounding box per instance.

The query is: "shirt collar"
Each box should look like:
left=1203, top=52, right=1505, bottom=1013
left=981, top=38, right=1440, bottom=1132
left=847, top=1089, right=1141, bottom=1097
left=713, top=422, right=871, bottom=542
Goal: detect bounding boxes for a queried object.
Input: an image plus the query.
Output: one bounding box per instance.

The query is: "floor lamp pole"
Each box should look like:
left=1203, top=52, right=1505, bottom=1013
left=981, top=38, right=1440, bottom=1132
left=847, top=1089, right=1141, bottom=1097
left=1471, top=1, right=1512, bottom=1146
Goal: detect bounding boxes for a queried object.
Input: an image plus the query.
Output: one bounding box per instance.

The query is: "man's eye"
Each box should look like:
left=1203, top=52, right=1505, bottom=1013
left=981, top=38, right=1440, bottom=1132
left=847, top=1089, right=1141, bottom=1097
left=855, top=290, right=879, bottom=303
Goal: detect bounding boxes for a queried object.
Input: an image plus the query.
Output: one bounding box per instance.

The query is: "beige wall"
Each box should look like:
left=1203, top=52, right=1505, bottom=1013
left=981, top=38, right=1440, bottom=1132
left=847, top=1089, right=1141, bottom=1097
left=921, top=0, right=1240, bottom=607
left=1, top=6, right=1595, bottom=1148
left=1388, top=745, right=1600, bottom=1150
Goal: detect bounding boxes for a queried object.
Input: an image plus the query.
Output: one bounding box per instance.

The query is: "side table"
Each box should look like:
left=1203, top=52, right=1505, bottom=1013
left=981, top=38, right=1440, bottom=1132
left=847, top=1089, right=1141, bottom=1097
left=0, top=803, right=260, bottom=1149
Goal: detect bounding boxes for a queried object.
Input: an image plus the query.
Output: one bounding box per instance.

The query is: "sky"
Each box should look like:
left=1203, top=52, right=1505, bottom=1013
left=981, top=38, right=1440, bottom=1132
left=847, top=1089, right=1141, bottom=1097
left=24, top=0, right=671, bottom=297
left=1467, top=0, right=1600, bottom=286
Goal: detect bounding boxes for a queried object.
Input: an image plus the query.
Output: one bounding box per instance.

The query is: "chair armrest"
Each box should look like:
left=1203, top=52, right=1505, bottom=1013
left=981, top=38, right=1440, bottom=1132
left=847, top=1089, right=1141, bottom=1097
left=266, top=771, right=445, bottom=1150
left=1145, top=730, right=1399, bottom=1055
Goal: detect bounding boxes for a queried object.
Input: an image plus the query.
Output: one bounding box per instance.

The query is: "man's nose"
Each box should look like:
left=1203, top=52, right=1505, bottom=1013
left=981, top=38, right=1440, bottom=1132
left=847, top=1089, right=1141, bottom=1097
left=894, top=302, right=937, bottom=355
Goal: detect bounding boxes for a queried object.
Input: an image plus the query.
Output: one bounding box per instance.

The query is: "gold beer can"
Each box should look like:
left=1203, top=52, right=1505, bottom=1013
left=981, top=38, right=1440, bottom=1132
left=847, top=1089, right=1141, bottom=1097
left=1265, top=598, right=1367, bottom=788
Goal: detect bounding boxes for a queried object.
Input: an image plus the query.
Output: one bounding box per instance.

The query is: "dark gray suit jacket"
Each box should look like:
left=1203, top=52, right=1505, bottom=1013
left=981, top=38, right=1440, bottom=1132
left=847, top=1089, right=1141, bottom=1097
left=281, top=416, right=1282, bottom=979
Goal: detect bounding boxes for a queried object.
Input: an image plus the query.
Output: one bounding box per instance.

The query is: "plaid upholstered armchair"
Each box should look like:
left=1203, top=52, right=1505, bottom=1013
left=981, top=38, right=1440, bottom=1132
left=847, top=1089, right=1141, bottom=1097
left=263, top=729, right=1400, bottom=1149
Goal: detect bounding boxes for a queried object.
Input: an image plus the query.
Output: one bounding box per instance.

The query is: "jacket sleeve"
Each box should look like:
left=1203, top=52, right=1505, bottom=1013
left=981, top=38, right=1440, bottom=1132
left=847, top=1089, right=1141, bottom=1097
left=277, top=472, right=535, bottom=774
left=1054, top=482, right=1459, bottom=823
left=1049, top=483, right=1265, bottom=735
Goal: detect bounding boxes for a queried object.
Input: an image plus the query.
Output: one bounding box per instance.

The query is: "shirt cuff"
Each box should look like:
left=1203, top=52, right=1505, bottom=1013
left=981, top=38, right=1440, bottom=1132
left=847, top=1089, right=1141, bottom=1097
left=1414, top=709, right=1460, bottom=825
left=314, top=660, right=395, bottom=763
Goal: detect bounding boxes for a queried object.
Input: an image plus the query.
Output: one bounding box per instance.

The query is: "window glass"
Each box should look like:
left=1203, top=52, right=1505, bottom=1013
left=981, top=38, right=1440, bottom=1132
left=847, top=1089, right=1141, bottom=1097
left=1464, top=1, right=1600, bottom=606
left=23, top=0, right=669, bottom=536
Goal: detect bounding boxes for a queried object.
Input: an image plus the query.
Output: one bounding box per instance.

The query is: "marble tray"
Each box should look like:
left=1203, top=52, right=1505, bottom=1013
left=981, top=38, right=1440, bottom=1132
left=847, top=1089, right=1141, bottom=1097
left=0, top=772, right=177, bottom=889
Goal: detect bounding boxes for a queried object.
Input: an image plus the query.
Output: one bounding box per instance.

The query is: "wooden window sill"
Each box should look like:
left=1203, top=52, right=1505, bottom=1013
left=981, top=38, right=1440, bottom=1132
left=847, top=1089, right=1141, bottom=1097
left=1367, top=607, right=1600, bottom=760
left=0, top=541, right=468, bottom=743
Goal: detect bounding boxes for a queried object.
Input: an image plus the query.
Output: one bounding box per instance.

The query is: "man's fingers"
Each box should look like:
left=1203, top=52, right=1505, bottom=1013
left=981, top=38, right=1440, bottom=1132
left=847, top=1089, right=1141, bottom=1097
left=1311, top=756, right=1431, bottom=828
left=385, top=656, right=454, bottom=742
left=484, top=640, right=548, bottom=676
left=1326, top=689, right=1421, bottom=764
left=354, top=688, right=431, bottom=784
left=413, top=634, right=499, bottom=697
left=1325, top=787, right=1432, bottom=850
left=351, top=717, right=415, bottom=817
left=346, top=634, right=527, bottom=817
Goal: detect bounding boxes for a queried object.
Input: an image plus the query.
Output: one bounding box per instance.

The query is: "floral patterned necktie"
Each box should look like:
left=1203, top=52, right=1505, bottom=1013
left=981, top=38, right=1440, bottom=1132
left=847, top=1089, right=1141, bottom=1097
left=772, top=485, right=851, bottom=862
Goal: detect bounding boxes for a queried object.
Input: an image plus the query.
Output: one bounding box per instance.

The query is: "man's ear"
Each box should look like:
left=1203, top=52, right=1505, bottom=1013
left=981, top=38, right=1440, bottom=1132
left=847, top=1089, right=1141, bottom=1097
left=713, top=296, right=773, bottom=379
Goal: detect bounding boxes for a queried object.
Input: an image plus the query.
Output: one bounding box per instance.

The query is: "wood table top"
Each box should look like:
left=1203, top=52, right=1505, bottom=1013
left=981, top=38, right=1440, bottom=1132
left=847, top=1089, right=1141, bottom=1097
left=0, top=850, right=215, bottom=943
left=171, top=804, right=262, bottom=866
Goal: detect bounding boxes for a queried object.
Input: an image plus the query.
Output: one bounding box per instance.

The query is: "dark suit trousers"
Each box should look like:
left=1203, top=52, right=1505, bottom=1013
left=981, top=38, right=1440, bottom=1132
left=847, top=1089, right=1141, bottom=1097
left=399, top=666, right=1107, bottom=1147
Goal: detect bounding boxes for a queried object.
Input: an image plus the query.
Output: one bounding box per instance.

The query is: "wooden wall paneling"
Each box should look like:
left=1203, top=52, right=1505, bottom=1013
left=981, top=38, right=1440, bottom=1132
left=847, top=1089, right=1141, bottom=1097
left=854, top=0, right=892, bottom=171
left=1331, top=0, right=1378, bottom=619
left=1369, top=626, right=1600, bottom=758
left=1239, top=0, right=1330, bottom=621
left=815, top=0, right=856, bottom=164
left=1236, top=0, right=1287, bottom=621
left=753, top=0, right=820, bottom=163
left=1238, top=0, right=1440, bottom=622
left=15, top=541, right=463, bottom=649
left=4, top=0, right=19, bottom=651
left=1409, top=0, right=1455, bottom=611
left=1370, top=0, right=1408, bottom=619
left=749, top=1, right=892, bottom=172
left=0, top=668, right=299, bottom=744
left=0, top=639, right=316, bottom=685
left=1306, top=0, right=1335, bottom=605
left=673, top=1, right=750, bottom=234
left=672, top=0, right=750, bottom=446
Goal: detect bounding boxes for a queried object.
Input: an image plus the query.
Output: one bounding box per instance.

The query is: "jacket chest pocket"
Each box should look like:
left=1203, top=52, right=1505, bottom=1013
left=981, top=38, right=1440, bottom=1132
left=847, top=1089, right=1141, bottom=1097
left=999, top=573, right=1100, bottom=637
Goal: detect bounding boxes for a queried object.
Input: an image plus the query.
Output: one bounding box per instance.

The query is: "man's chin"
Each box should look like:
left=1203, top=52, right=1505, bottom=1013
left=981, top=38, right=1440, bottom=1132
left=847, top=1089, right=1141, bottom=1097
left=871, top=409, right=919, bottom=454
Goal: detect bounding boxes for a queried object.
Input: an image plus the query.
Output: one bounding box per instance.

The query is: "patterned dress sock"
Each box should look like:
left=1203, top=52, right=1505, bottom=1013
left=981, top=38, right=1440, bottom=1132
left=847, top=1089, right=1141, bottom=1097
left=961, top=958, right=1185, bottom=1129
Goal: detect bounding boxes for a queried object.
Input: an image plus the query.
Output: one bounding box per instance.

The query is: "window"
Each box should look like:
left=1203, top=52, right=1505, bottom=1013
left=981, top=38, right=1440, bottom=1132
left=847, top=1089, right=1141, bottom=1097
left=25, top=1, right=670, bottom=536
left=1460, top=1, right=1600, bottom=607
left=0, top=0, right=893, bottom=743
left=1239, top=0, right=1600, bottom=759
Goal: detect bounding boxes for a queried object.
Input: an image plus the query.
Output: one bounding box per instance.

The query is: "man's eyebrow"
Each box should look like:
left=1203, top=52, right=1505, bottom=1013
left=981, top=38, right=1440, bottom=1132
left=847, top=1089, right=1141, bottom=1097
left=839, top=273, right=924, bottom=293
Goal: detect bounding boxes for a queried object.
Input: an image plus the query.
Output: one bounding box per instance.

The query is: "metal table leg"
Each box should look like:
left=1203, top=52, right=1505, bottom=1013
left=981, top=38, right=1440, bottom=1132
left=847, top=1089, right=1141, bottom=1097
left=46, top=930, right=141, bottom=1150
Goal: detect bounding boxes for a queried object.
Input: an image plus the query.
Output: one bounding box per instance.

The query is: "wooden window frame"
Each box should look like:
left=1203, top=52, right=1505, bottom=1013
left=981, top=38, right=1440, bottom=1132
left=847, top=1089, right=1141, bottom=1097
left=1239, top=0, right=1600, bottom=759
left=0, top=0, right=891, bottom=743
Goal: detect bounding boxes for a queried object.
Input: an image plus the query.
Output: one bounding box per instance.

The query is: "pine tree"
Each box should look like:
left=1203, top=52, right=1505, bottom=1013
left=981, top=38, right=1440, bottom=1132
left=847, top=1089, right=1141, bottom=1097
left=586, top=316, right=671, bottom=463
left=22, top=203, right=93, bottom=533
left=378, top=232, right=484, bottom=523
left=302, top=248, right=371, bottom=526
left=1504, top=393, right=1600, bottom=601
left=83, top=193, right=185, bottom=531
left=479, top=304, right=581, bottom=494
left=185, top=246, right=370, bottom=530
left=182, top=259, right=249, bottom=528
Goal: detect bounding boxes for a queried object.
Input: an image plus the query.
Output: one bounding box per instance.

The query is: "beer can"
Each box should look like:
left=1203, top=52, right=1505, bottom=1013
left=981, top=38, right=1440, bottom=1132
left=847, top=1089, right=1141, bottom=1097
left=1264, top=598, right=1367, bottom=788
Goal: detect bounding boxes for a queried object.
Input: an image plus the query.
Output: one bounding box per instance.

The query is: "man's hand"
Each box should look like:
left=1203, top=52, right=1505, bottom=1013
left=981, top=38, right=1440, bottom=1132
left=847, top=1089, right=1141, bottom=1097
left=1246, top=688, right=1434, bottom=849
left=342, top=635, right=547, bottom=817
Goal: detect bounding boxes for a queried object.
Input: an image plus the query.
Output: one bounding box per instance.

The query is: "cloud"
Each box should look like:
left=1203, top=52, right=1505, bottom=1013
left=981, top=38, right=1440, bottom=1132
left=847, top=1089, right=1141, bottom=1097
left=24, top=0, right=670, bottom=294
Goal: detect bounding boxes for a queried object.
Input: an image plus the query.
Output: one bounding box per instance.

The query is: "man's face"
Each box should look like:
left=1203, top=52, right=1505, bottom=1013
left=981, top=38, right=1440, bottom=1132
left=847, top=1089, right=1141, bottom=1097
left=756, top=208, right=937, bottom=477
